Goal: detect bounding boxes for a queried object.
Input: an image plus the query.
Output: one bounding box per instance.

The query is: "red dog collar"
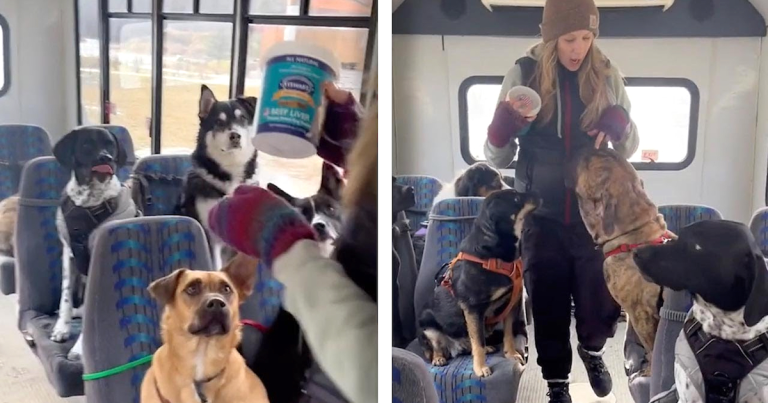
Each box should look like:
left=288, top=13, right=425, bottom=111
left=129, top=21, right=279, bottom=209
left=604, top=231, right=674, bottom=258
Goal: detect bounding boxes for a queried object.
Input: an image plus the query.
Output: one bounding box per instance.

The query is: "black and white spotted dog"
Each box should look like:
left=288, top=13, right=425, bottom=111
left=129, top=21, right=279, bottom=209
left=51, top=127, right=139, bottom=360
left=267, top=161, right=345, bottom=257
left=175, top=85, right=258, bottom=269
left=633, top=220, right=768, bottom=403
left=433, top=162, right=508, bottom=204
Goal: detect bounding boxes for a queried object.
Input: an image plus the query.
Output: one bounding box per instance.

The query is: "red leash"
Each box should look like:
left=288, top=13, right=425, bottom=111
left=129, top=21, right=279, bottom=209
left=241, top=319, right=269, bottom=333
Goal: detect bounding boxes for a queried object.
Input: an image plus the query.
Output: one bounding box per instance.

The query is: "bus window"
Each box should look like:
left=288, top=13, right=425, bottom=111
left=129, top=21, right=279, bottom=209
left=161, top=21, right=233, bottom=154
left=459, top=76, right=699, bottom=170
left=309, top=0, right=373, bottom=16
left=77, top=0, right=101, bottom=125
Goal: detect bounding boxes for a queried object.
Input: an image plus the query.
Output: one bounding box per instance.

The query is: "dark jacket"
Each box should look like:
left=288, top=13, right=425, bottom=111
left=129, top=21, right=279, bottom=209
left=484, top=43, right=639, bottom=224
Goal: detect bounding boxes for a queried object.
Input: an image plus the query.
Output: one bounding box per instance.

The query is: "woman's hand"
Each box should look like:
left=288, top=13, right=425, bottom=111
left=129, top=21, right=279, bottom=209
left=587, top=129, right=607, bottom=149
left=319, top=81, right=360, bottom=169
left=208, top=185, right=316, bottom=268
left=507, top=96, right=537, bottom=122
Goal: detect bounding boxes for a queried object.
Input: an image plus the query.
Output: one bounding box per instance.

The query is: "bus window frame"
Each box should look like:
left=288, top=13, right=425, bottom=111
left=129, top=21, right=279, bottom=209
left=74, top=0, right=377, bottom=154
left=0, top=13, right=10, bottom=98
left=458, top=75, right=700, bottom=171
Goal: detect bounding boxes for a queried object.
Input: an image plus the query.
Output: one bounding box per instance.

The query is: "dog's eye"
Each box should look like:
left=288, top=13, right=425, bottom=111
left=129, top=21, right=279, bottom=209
left=221, top=284, right=232, bottom=294
left=184, top=283, right=200, bottom=296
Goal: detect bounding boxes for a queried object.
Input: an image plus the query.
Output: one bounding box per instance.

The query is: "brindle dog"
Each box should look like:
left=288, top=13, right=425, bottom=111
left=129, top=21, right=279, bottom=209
left=572, top=148, right=673, bottom=376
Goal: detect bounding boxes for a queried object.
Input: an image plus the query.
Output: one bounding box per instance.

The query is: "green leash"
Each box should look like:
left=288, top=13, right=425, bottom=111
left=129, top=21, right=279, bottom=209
left=82, top=354, right=153, bottom=381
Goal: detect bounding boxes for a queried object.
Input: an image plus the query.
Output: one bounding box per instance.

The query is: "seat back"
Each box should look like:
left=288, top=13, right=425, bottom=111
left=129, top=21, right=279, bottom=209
left=239, top=260, right=283, bottom=328
left=82, top=216, right=213, bottom=403
left=413, top=197, right=484, bottom=324
left=15, top=156, right=71, bottom=330
left=130, top=154, right=192, bottom=216
left=657, top=204, right=722, bottom=234
left=0, top=124, right=53, bottom=200
left=749, top=207, right=768, bottom=256
left=87, top=125, right=136, bottom=182
left=393, top=348, right=440, bottom=403
left=394, top=175, right=443, bottom=230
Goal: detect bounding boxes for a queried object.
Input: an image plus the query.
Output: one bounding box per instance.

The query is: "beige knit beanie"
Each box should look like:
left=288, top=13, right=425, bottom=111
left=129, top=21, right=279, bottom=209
left=540, top=0, right=600, bottom=43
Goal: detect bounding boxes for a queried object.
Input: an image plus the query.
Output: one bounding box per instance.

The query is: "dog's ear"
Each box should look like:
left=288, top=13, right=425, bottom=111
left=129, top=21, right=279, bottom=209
left=221, top=253, right=259, bottom=302
left=109, top=130, right=128, bottom=167
left=601, top=196, right=617, bottom=236
left=319, top=162, right=344, bottom=200
left=199, top=85, right=217, bottom=120
left=148, top=269, right=186, bottom=306
left=744, top=251, right=768, bottom=327
left=454, top=174, right=472, bottom=197
left=236, top=96, right=258, bottom=120
left=53, top=129, right=81, bottom=169
left=267, top=183, right=295, bottom=205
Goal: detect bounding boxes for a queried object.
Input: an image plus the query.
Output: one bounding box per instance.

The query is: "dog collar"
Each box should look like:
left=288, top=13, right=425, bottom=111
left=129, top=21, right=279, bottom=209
left=603, top=231, right=674, bottom=258
left=154, top=366, right=226, bottom=403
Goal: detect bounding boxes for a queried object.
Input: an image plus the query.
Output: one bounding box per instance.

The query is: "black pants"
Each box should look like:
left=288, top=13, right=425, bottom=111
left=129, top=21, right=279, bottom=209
left=522, top=214, right=621, bottom=381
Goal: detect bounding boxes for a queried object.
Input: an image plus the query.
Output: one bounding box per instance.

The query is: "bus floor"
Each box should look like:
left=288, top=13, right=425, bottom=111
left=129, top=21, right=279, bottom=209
left=519, top=320, right=631, bottom=403
left=0, top=293, right=84, bottom=403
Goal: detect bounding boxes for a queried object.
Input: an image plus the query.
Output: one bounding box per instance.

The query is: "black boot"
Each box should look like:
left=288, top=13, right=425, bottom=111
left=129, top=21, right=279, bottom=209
left=547, top=382, right=572, bottom=403
left=577, top=344, right=613, bottom=397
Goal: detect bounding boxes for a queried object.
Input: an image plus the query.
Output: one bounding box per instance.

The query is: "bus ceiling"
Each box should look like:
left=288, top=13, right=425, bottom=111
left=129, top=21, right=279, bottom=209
left=393, top=0, right=768, bottom=38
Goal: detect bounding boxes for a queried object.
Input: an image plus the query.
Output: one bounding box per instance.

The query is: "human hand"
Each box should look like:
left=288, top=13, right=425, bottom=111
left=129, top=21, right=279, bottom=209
left=593, top=105, right=630, bottom=146
left=208, top=185, right=316, bottom=268
left=587, top=129, right=608, bottom=149
left=319, top=81, right=360, bottom=169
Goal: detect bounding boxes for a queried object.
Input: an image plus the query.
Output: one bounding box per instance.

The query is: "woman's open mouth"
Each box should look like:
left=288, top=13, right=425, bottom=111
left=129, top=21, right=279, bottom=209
left=568, top=58, right=582, bottom=68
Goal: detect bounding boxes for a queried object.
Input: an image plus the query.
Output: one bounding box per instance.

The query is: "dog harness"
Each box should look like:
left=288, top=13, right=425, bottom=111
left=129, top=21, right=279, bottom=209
left=61, top=194, right=121, bottom=277
left=684, top=316, right=768, bottom=403
left=440, top=252, right=524, bottom=325
left=154, top=366, right=226, bottom=403
left=603, top=231, right=675, bottom=258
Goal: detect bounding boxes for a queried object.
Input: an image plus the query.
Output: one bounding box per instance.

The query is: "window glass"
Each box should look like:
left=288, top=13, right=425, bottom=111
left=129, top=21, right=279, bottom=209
left=309, top=0, right=373, bottom=16
left=161, top=21, right=233, bottom=155
left=460, top=79, right=696, bottom=167
left=109, top=19, right=152, bottom=157
left=78, top=0, right=101, bottom=124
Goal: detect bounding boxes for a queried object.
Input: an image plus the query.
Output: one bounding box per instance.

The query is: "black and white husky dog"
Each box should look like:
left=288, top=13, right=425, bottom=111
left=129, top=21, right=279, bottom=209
left=175, top=85, right=258, bottom=269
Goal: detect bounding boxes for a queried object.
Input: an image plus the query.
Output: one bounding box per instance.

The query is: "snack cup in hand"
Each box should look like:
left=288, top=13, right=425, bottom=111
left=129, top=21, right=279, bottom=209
left=506, top=86, right=542, bottom=118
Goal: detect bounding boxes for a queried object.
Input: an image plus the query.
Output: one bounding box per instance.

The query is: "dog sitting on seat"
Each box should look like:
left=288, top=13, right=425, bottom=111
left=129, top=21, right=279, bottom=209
left=633, top=220, right=768, bottom=403
left=417, top=189, right=539, bottom=377
left=432, top=162, right=508, bottom=204
left=50, top=127, right=139, bottom=360
left=141, top=262, right=269, bottom=403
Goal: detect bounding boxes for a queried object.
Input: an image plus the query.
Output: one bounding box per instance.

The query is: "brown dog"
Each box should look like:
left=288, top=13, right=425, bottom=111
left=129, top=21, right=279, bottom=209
left=140, top=257, right=269, bottom=403
left=0, top=195, right=19, bottom=257
left=573, top=148, right=674, bottom=376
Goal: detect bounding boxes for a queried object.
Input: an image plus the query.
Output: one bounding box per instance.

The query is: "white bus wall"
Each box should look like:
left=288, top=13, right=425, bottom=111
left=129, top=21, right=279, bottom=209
left=393, top=34, right=765, bottom=224
left=0, top=0, right=79, bottom=143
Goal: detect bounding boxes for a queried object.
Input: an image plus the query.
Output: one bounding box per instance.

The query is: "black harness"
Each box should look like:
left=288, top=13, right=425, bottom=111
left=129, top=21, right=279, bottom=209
left=684, top=316, right=768, bottom=402
left=154, top=366, right=226, bottom=403
left=61, top=194, right=120, bottom=276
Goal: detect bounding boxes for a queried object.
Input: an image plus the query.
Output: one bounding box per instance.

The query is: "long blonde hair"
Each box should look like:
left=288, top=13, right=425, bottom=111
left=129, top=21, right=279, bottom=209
left=534, top=41, right=613, bottom=131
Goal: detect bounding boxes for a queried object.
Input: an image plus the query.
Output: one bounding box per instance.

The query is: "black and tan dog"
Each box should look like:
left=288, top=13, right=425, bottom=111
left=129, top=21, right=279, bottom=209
left=417, top=189, right=539, bottom=377
left=433, top=162, right=508, bottom=204
left=141, top=261, right=269, bottom=403
left=572, top=147, right=674, bottom=376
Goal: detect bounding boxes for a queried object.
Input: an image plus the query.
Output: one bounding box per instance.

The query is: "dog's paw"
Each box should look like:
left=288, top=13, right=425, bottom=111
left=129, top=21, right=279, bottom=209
left=67, top=335, right=83, bottom=361
left=50, top=320, right=70, bottom=342
left=505, top=350, right=526, bottom=366
left=431, top=357, right=447, bottom=366
left=474, top=365, right=492, bottom=378
left=484, top=346, right=496, bottom=354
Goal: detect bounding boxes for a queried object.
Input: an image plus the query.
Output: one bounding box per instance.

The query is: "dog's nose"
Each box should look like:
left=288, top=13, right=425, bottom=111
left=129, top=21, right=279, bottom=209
left=313, top=222, right=326, bottom=232
left=230, top=132, right=241, bottom=142
left=97, top=151, right=113, bottom=163
left=205, top=297, right=227, bottom=311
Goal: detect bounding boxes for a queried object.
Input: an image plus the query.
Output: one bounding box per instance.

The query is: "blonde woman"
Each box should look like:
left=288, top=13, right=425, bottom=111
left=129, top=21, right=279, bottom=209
left=484, top=0, right=639, bottom=401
